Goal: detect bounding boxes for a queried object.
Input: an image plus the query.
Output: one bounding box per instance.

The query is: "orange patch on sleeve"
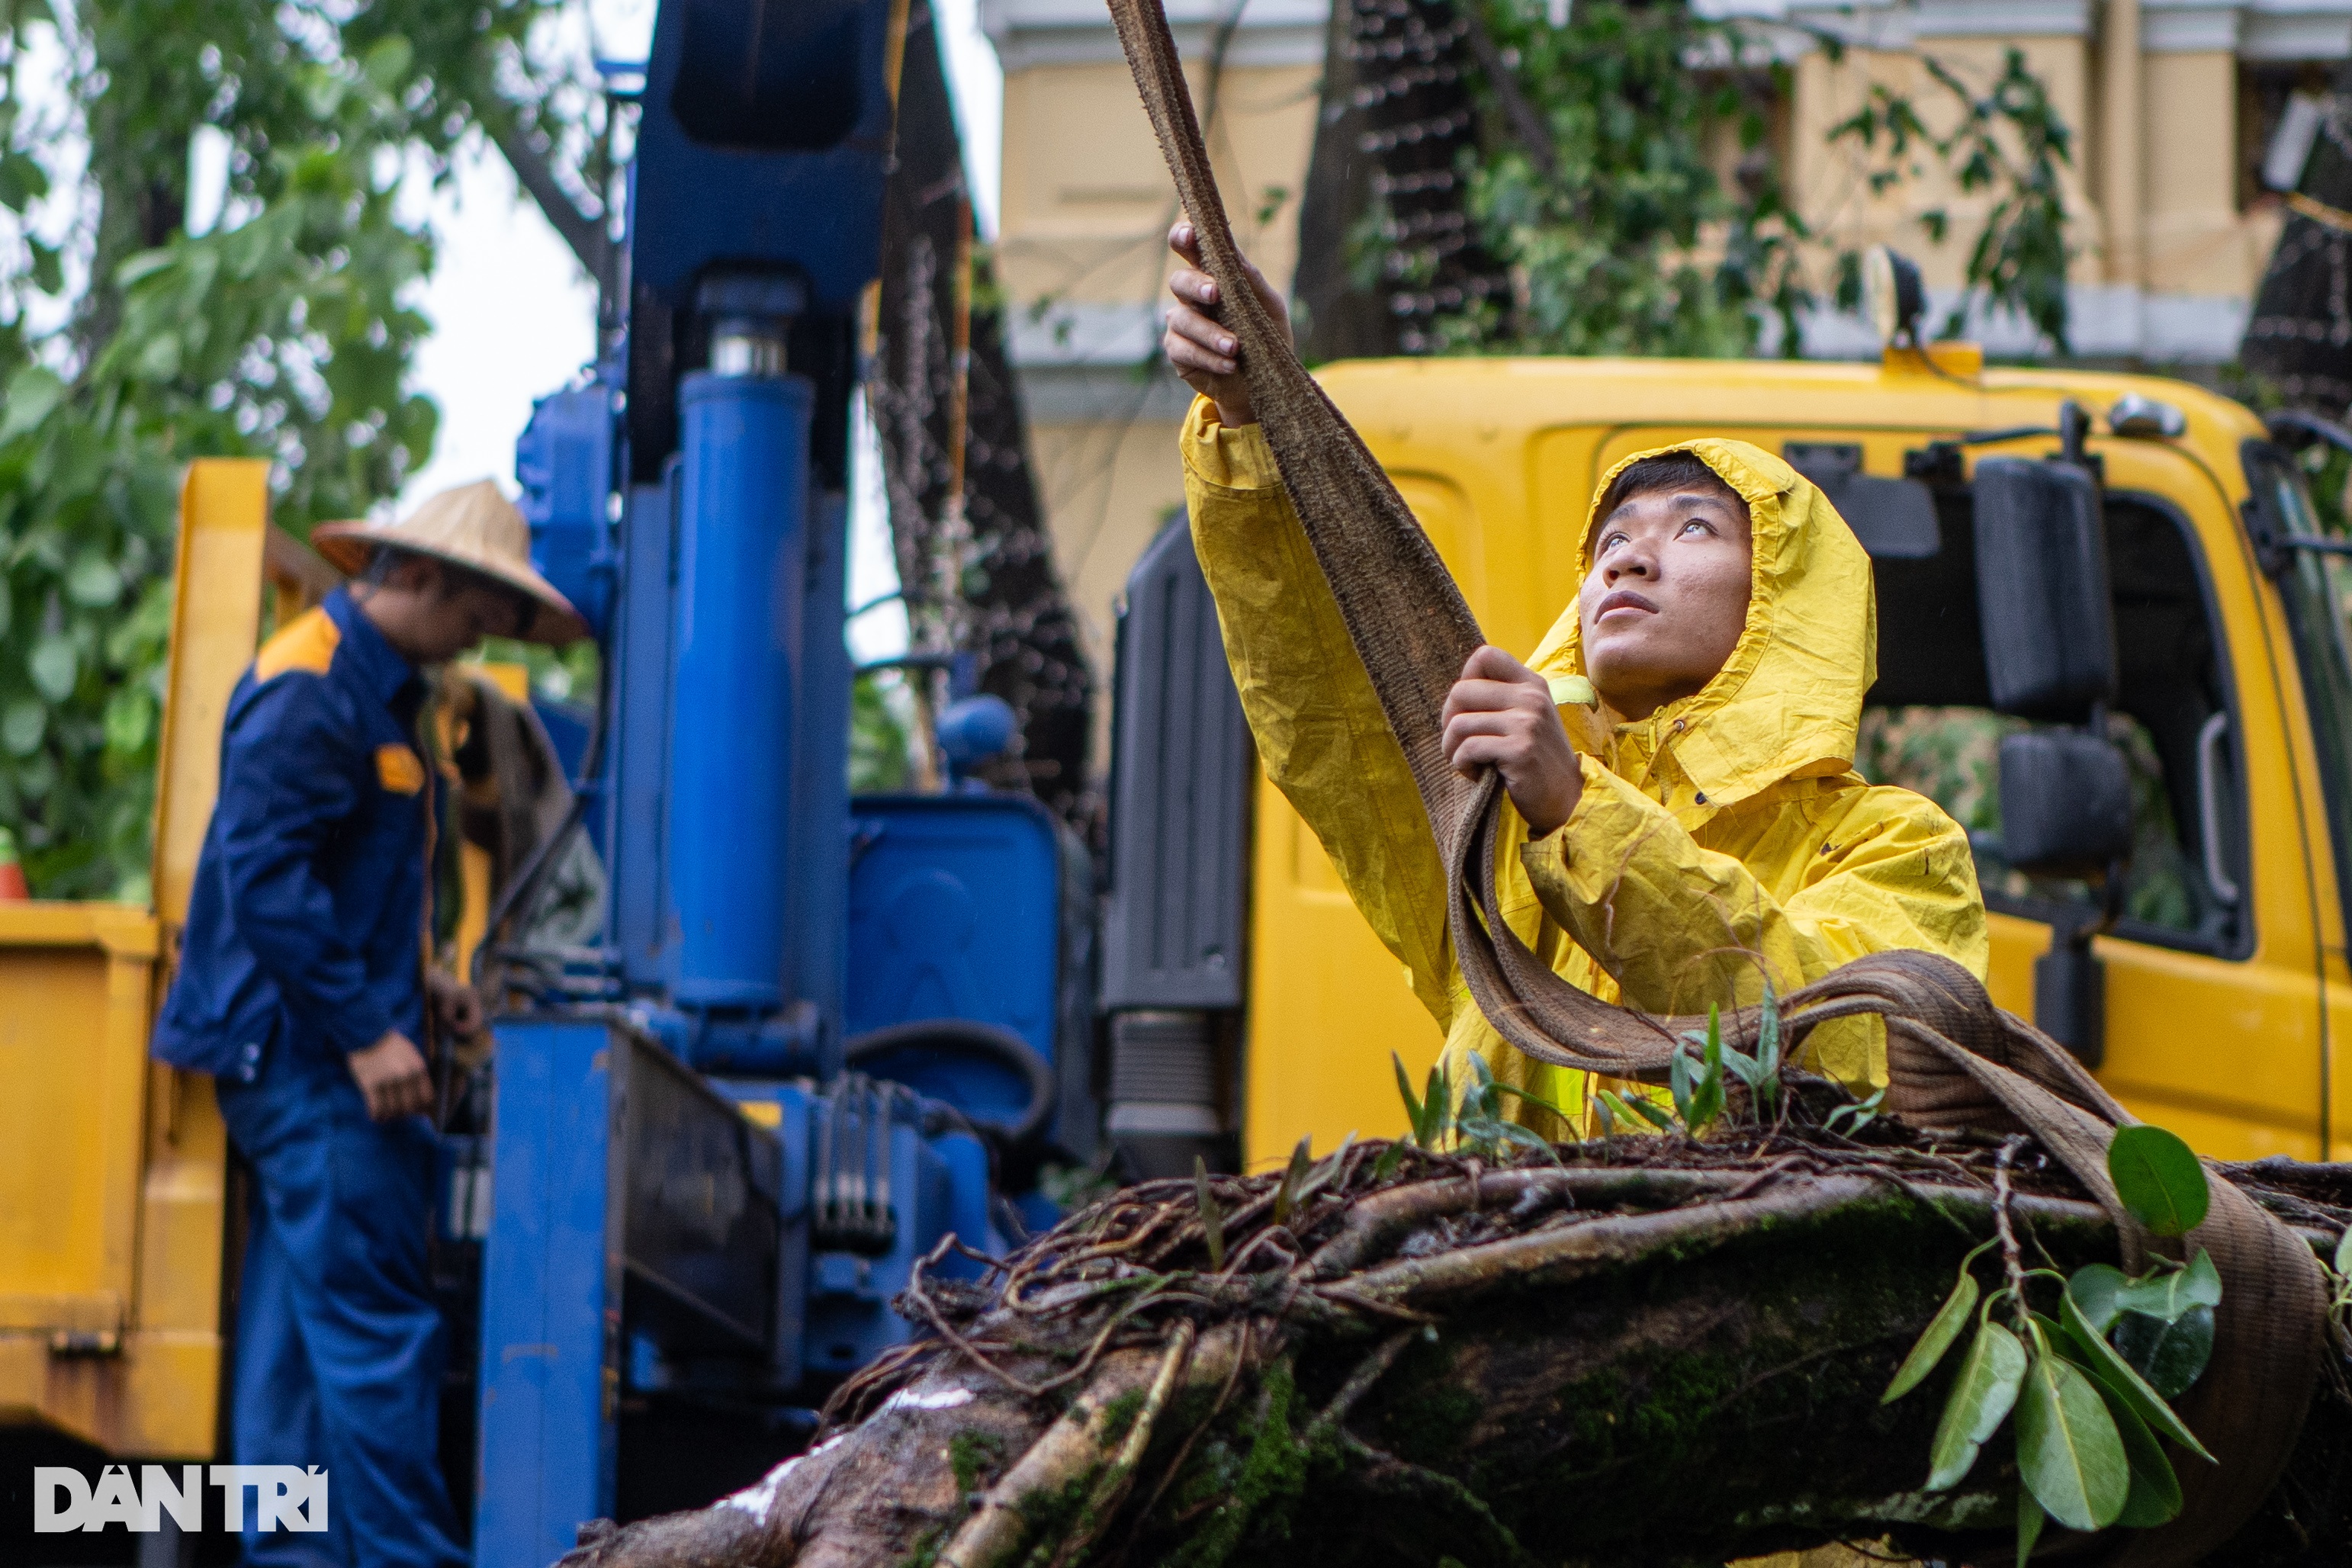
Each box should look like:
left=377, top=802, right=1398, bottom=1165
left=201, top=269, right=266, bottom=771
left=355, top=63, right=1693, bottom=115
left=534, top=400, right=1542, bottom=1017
left=252, top=607, right=341, bottom=682
left=375, top=744, right=426, bottom=795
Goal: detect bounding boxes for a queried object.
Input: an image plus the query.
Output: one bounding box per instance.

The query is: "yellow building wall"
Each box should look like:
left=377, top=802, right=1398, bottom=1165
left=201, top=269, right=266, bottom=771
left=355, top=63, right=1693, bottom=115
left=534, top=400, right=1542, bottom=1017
left=1001, top=56, right=1320, bottom=770
left=2142, top=50, right=2272, bottom=297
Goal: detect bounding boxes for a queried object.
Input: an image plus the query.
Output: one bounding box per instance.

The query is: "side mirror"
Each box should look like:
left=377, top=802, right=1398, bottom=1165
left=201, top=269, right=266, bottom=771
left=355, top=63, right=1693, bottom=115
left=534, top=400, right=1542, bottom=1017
left=1972, top=457, right=2117, bottom=719
left=1998, top=731, right=2132, bottom=875
left=1999, top=730, right=2132, bottom=1068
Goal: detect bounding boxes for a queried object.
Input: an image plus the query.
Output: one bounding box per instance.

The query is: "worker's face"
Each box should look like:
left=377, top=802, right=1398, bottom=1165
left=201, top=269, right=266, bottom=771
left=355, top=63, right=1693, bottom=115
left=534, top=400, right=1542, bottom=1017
left=408, top=580, right=529, bottom=664
left=1578, top=485, right=1754, bottom=721
left=366, top=561, right=530, bottom=664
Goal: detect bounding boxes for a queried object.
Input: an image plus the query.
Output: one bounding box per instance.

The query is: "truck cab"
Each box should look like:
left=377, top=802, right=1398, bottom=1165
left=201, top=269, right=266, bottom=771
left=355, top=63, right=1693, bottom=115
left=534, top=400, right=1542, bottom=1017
left=1103, top=346, right=2352, bottom=1171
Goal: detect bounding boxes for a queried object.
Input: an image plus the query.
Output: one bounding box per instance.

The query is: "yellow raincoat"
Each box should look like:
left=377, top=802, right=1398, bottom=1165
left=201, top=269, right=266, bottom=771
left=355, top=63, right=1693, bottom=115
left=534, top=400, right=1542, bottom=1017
left=1181, top=397, right=1987, bottom=1132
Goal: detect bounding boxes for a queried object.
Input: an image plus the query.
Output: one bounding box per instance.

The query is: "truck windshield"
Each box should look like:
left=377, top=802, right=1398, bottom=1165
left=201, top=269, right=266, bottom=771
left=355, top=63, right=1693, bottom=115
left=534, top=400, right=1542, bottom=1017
left=2244, top=440, right=2352, bottom=940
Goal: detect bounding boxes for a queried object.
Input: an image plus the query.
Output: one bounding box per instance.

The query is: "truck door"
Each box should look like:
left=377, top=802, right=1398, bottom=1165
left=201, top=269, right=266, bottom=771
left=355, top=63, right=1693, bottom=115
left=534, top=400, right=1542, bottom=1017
left=1587, top=426, right=2323, bottom=1160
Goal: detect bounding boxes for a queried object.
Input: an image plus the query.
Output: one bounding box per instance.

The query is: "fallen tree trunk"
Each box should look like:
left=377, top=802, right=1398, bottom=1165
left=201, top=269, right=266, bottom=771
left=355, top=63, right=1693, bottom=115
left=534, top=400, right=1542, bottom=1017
left=557, top=1133, right=2352, bottom=1568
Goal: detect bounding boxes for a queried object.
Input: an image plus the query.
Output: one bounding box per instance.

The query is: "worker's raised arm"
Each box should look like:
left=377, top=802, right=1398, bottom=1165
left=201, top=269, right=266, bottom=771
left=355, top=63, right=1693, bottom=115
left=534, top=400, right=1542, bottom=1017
left=1521, top=766, right=1988, bottom=1088
left=1168, top=227, right=1457, bottom=1021
left=212, top=676, right=399, bottom=1058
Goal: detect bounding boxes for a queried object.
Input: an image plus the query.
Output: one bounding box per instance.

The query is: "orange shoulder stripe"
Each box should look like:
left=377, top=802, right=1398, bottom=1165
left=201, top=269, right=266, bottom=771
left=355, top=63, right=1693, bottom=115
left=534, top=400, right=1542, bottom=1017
left=253, top=607, right=340, bottom=683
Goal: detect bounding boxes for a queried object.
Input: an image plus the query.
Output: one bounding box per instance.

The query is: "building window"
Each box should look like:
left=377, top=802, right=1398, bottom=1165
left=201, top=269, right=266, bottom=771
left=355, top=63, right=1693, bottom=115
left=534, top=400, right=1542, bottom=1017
left=2240, top=62, right=2333, bottom=211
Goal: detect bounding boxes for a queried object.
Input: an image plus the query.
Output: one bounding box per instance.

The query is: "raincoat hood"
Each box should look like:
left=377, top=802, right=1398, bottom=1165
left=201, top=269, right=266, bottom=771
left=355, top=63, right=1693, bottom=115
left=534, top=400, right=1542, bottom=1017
left=1528, top=437, right=1877, bottom=815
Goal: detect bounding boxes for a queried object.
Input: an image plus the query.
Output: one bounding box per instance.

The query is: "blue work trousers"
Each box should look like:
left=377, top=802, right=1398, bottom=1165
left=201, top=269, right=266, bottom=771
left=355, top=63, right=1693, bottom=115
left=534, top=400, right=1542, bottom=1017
left=217, top=1038, right=466, bottom=1568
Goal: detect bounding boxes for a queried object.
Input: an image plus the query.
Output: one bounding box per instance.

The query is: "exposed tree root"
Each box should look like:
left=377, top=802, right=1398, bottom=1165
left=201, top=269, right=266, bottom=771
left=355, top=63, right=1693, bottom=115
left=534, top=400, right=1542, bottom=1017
left=555, top=1133, right=2352, bottom=1568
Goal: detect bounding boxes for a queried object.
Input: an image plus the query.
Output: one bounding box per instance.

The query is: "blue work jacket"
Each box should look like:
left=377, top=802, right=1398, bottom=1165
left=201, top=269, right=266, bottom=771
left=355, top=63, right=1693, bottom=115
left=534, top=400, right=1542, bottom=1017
left=153, top=588, right=435, bottom=1083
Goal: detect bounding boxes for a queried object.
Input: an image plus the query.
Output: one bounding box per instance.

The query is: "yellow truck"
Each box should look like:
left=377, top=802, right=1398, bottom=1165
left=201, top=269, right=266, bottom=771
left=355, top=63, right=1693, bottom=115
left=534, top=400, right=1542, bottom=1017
left=1105, top=342, right=2352, bottom=1176
left=14, top=338, right=2352, bottom=1480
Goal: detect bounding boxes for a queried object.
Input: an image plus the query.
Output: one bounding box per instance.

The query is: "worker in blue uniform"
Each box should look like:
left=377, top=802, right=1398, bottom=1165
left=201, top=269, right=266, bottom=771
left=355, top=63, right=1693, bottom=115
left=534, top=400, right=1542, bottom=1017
left=153, top=481, right=586, bottom=1568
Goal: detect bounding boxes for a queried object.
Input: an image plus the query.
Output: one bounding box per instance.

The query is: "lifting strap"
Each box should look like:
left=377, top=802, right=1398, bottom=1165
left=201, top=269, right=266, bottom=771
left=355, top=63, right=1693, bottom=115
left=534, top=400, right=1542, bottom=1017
left=1101, top=0, right=2329, bottom=1555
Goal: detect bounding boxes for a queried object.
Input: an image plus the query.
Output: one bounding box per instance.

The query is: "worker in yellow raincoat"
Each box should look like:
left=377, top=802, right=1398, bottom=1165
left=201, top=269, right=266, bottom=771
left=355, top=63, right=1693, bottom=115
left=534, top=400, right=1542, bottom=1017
left=1159, top=223, right=1987, bottom=1138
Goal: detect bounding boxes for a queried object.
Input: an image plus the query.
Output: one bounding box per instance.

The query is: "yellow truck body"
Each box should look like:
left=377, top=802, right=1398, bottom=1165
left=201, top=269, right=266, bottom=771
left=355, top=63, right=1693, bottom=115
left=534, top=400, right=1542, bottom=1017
left=0, top=460, right=284, bottom=1457
left=1242, top=349, right=2352, bottom=1169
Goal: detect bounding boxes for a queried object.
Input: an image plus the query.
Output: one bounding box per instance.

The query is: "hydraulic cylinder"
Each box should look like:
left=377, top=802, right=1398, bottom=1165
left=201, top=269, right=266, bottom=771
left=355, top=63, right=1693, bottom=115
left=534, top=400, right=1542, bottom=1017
left=667, top=365, right=813, bottom=1007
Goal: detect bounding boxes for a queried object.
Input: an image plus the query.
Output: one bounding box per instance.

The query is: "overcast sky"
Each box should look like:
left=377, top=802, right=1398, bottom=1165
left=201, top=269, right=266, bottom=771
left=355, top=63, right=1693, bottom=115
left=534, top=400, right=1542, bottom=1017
left=397, top=0, right=1005, bottom=660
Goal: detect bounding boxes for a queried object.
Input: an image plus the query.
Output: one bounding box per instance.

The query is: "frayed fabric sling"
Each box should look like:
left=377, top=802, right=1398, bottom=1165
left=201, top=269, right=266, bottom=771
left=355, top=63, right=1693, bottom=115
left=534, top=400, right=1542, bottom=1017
left=1102, top=0, right=2328, bottom=1556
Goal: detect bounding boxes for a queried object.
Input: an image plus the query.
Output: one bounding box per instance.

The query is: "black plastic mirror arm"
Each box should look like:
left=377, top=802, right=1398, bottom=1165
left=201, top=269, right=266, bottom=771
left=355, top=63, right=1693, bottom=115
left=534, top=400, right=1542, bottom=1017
left=2266, top=408, right=2352, bottom=458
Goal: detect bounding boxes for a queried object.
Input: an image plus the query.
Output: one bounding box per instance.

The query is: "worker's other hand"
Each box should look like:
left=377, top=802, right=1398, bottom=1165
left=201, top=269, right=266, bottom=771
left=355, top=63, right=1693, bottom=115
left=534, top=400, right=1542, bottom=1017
left=428, top=970, right=484, bottom=1040
left=1163, top=221, right=1287, bottom=429
left=349, top=1031, right=433, bottom=1121
left=1441, top=646, right=1584, bottom=837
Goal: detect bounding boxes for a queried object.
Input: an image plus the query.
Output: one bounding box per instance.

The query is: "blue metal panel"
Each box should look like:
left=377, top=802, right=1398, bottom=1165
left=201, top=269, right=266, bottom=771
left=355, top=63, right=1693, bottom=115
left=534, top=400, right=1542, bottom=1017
left=667, top=372, right=813, bottom=1007
left=713, top=1083, right=815, bottom=1390
left=516, top=384, right=619, bottom=637
left=609, top=478, right=677, bottom=988
left=802, top=1120, right=953, bottom=1379
left=789, top=493, right=852, bottom=1068
left=476, top=1019, right=619, bottom=1568
left=629, top=0, right=895, bottom=313
left=844, top=796, right=1063, bottom=1128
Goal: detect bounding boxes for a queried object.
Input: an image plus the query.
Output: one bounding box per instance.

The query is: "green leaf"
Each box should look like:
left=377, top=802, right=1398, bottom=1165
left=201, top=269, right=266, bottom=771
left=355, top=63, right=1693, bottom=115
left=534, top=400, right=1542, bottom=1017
left=27, top=236, right=60, bottom=295
left=2015, top=1335, right=2130, bottom=1532
left=65, top=552, right=120, bottom=608
left=2112, top=1248, right=2222, bottom=1324
left=1590, top=1094, right=1617, bottom=1138
left=2016, top=1485, right=2045, bottom=1567
left=134, top=331, right=182, bottom=381
left=102, top=689, right=153, bottom=755
left=2097, top=1383, right=2183, bottom=1529
left=1884, top=1257, right=1983, bottom=1403
left=1695, top=1004, right=1725, bottom=1130
left=2110, top=1305, right=2215, bottom=1400
left=0, top=149, right=48, bottom=212
left=1602, top=1088, right=1674, bottom=1132
left=1392, top=1052, right=1422, bottom=1125
left=2107, top=1124, right=2210, bottom=1237
left=1272, top=1135, right=1312, bottom=1229
left=113, top=248, right=176, bottom=290
left=1462, top=1049, right=1502, bottom=1122
left=1489, top=1078, right=1571, bottom=1123
left=1419, top=1062, right=1451, bottom=1148
left=2067, top=1264, right=2129, bottom=1335
left=1194, top=1157, right=1226, bottom=1272
left=29, top=635, right=76, bottom=702
left=2334, top=1226, right=2352, bottom=1280
left=1370, top=1140, right=1407, bottom=1184
left=0, top=364, right=63, bottom=445
left=2, top=698, right=45, bottom=757
left=2057, top=1284, right=2214, bottom=1461
left=361, top=34, right=415, bottom=93
left=1926, top=1320, right=2028, bottom=1490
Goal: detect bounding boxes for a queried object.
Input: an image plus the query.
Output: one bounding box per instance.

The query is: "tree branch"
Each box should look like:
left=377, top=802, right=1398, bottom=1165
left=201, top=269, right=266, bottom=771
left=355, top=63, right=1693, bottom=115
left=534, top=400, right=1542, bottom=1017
left=477, top=87, right=613, bottom=304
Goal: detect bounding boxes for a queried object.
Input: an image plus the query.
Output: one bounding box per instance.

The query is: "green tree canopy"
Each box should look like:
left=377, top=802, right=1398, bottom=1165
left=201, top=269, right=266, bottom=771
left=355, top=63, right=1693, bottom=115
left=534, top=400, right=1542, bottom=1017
left=0, top=0, right=622, bottom=897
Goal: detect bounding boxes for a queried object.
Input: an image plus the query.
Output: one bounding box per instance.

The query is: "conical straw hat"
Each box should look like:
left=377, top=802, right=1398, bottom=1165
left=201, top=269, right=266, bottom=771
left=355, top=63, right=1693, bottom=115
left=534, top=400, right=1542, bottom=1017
left=311, top=480, right=588, bottom=646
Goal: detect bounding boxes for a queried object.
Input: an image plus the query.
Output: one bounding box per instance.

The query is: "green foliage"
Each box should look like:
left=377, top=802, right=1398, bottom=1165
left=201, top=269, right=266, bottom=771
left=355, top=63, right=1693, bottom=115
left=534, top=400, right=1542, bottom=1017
left=1826, top=49, right=2076, bottom=352
left=2106, top=1124, right=2211, bottom=1236
left=1881, top=1239, right=1990, bottom=1403
left=1669, top=1005, right=1728, bottom=1136
left=1194, top=1155, right=1227, bottom=1271
left=1925, top=1316, right=2025, bottom=1490
left=0, top=1, right=614, bottom=898
left=1884, top=1129, right=2221, bottom=1555
left=1398, top=2, right=2076, bottom=360
left=1380, top=1049, right=1568, bottom=1171
left=851, top=668, right=916, bottom=793
left=1422, top=1, right=1811, bottom=358
left=2013, top=1323, right=2129, bottom=1532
